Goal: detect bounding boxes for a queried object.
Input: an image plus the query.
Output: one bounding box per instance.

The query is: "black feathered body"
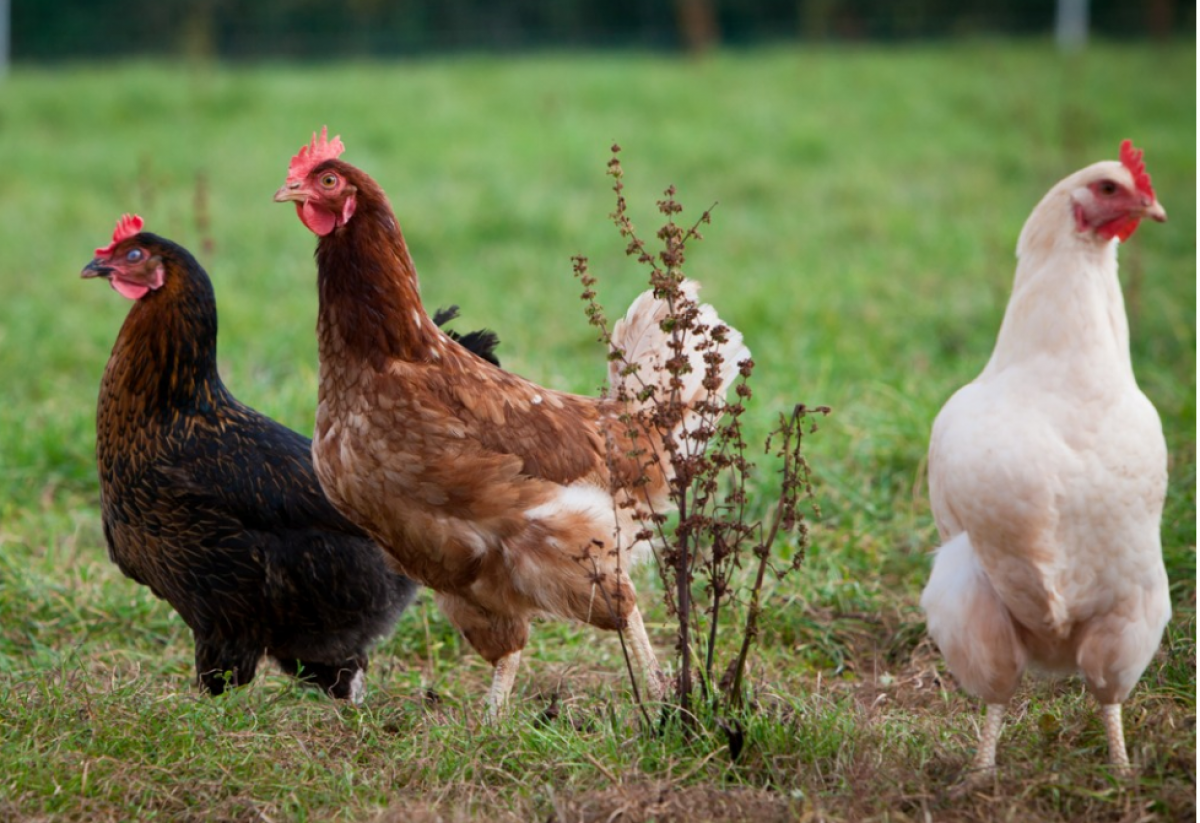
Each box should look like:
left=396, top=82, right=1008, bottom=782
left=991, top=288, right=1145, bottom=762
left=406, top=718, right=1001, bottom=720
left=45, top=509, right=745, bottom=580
left=94, top=234, right=419, bottom=699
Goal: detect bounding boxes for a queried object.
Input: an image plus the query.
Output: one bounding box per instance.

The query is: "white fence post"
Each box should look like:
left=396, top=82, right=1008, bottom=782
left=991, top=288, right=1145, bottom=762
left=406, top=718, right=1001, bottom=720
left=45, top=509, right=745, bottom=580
left=1056, top=0, right=1089, bottom=50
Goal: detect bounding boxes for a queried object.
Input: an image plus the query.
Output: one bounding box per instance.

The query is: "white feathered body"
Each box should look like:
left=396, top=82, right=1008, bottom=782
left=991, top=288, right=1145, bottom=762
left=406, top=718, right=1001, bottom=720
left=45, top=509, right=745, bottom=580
left=922, top=161, right=1171, bottom=706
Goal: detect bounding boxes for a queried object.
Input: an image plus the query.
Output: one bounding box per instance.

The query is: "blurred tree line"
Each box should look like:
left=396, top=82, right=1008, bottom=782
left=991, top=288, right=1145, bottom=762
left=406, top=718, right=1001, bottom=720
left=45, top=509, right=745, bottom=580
left=14, top=0, right=1190, bottom=60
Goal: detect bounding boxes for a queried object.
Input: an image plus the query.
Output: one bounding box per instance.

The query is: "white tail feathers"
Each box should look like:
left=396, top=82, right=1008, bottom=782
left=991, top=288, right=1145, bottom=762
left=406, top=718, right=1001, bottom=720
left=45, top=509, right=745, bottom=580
left=608, top=278, right=750, bottom=445
left=921, top=532, right=1028, bottom=704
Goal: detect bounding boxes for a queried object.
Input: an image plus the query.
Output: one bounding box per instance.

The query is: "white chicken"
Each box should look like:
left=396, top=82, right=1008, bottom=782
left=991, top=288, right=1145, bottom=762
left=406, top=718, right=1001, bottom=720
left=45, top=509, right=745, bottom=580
left=921, top=140, right=1170, bottom=776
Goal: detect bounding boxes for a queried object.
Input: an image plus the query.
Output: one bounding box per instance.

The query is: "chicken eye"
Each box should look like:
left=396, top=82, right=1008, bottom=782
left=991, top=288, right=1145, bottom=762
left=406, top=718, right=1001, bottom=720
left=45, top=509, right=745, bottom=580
left=1097, top=181, right=1118, bottom=196
left=126, top=248, right=144, bottom=262
left=320, top=173, right=339, bottom=189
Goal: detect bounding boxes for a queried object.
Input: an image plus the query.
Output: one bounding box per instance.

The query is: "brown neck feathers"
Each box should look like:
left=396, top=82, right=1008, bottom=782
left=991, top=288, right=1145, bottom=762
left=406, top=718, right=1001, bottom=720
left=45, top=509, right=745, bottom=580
left=315, top=180, right=441, bottom=368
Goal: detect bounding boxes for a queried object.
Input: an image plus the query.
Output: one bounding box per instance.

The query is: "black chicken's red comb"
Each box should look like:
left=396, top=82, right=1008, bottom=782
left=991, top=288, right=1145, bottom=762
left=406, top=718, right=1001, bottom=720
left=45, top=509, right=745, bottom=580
left=95, top=214, right=144, bottom=257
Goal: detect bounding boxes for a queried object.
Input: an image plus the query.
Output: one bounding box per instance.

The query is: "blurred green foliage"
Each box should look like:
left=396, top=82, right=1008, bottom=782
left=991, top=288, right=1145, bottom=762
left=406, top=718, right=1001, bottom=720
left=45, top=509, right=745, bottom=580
left=11, top=0, right=1196, bottom=61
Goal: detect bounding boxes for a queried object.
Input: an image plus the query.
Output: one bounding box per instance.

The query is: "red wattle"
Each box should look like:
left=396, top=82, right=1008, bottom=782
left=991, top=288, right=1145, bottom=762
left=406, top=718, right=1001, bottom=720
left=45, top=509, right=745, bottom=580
left=109, top=264, right=163, bottom=301
left=111, top=277, right=150, bottom=301
left=1097, top=215, right=1141, bottom=243
left=300, top=201, right=338, bottom=236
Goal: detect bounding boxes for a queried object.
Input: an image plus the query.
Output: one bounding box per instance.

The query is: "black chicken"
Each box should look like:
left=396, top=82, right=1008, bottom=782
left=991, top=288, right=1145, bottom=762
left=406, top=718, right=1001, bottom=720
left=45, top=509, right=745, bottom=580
left=83, top=214, right=499, bottom=700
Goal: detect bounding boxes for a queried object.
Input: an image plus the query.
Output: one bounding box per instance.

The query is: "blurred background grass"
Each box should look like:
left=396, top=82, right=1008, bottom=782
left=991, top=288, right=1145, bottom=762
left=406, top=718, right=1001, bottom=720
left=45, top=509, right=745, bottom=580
left=1, top=43, right=1191, bottom=566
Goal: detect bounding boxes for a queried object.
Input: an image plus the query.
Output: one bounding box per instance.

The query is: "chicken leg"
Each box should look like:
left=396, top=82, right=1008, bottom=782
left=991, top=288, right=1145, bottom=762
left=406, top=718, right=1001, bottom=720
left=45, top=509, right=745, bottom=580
left=273, top=655, right=368, bottom=703
left=1101, top=703, right=1131, bottom=772
left=194, top=636, right=261, bottom=696
left=971, top=704, right=1006, bottom=774
left=625, top=605, right=667, bottom=701
left=480, top=605, right=663, bottom=720
left=485, top=651, right=522, bottom=720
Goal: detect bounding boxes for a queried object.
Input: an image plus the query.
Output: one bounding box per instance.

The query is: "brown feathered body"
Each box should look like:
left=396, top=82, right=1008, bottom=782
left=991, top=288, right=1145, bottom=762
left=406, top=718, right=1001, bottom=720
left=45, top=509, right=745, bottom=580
left=283, top=156, right=748, bottom=706
left=312, top=174, right=651, bottom=658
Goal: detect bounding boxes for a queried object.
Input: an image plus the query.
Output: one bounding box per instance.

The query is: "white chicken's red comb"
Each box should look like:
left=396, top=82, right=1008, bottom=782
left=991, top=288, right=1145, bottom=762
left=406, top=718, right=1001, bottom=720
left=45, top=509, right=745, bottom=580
left=1119, top=139, right=1155, bottom=200
left=95, top=213, right=144, bottom=257
left=287, top=126, right=346, bottom=184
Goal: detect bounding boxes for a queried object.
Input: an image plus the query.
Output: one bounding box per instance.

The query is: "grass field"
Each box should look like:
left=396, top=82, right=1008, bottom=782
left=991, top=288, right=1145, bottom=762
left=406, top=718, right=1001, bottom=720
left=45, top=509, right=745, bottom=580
left=0, top=41, right=1194, bottom=822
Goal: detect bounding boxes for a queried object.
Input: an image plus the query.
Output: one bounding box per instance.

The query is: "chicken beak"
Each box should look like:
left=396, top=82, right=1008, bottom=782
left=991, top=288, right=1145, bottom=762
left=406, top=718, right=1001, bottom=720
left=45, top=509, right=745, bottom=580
left=1144, top=200, right=1167, bottom=223
left=274, top=183, right=306, bottom=203
left=81, top=259, right=115, bottom=279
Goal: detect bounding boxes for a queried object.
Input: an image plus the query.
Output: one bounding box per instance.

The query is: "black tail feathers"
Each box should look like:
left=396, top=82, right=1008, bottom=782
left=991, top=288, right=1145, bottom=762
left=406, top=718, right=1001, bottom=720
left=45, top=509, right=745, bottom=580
left=432, top=305, right=501, bottom=367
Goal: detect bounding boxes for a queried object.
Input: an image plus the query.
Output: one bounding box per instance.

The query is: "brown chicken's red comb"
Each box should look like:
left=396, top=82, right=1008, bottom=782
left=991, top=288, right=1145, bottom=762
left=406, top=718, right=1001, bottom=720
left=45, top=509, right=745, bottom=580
left=287, top=126, right=346, bottom=184
left=1120, top=139, right=1155, bottom=200
left=95, top=213, right=144, bottom=257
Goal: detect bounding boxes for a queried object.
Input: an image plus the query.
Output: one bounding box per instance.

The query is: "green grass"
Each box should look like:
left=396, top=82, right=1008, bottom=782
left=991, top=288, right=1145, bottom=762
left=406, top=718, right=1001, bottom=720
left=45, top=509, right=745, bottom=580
left=0, top=41, right=1194, bottom=822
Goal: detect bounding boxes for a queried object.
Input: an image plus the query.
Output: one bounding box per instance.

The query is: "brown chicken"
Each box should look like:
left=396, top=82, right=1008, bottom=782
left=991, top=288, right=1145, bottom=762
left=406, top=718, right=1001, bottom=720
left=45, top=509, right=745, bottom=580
left=275, top=129, right=750, bottom=713
left=84, top=213, right=498, bottom=700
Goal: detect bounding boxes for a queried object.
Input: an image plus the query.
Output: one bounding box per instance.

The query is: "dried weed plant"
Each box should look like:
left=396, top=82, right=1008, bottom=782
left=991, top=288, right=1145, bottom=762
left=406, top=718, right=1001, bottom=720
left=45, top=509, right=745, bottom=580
left=572, top=144, right=828, bottom=731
